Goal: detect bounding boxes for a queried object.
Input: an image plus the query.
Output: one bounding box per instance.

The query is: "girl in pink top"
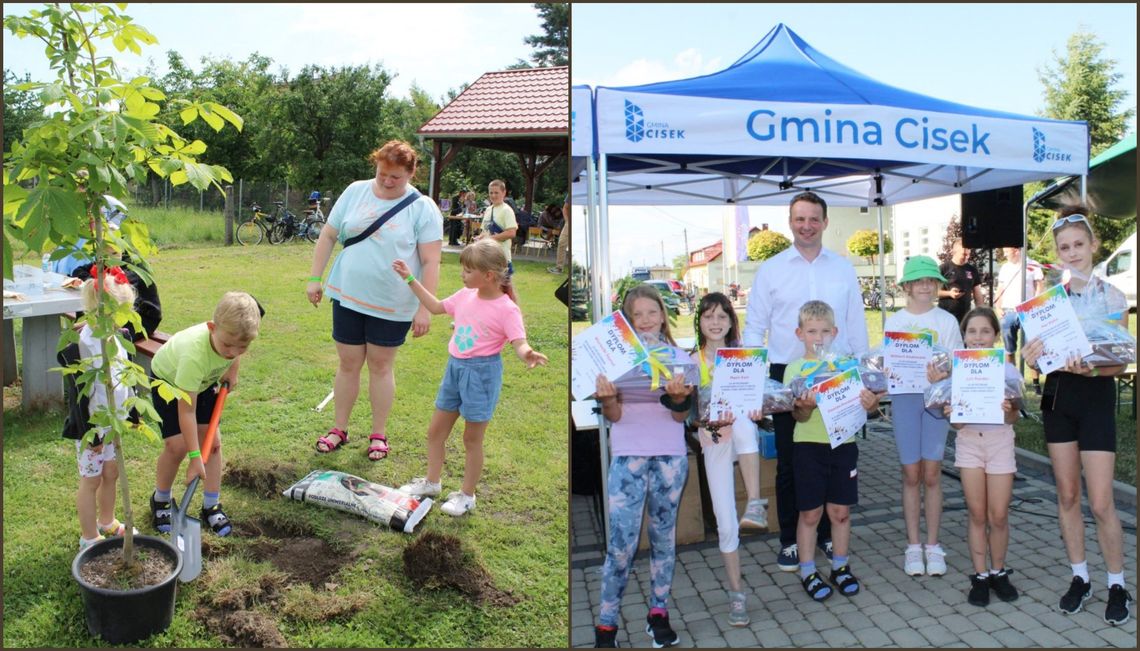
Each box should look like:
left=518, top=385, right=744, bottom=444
left=391, top=239, right=547, bottom=517
left=593, top=284, right=692, bottom=649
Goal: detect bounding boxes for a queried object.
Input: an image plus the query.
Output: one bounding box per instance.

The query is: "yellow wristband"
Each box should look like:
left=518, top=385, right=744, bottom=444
left=405, top=274, right=416, bottom=284
left=187, top=450, right=201, bottom=459
left=1090, top=367, right=1100, bottom=377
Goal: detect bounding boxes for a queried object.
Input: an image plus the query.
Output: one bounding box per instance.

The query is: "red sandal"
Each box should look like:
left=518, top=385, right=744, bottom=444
left=316, top=428, right=348, bottom=453
left=367, top=433, right=390, bottom=461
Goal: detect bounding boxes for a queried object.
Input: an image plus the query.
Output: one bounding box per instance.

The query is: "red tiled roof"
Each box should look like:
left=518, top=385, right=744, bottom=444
left=417, top=66, right=568, bottom=137
left=688, top=242, right=723, bottom=267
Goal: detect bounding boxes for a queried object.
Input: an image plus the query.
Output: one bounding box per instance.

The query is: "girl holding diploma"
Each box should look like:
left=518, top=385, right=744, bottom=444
left=688, top=292, right=765, bottom=627
left=593, top=284, right=691, bottom=649
left=884, top=255, right=964, bottom=577
left=1022, top=207, right=1132, bottom=625
left=938, top=307, right=1021, bottom=607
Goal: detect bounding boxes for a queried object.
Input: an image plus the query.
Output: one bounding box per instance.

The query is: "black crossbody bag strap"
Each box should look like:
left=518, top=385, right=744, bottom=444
left=343, top=191, right=421, bottom=248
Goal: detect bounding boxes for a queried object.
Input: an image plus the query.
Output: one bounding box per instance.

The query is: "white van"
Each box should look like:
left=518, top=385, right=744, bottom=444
left=1095, top=231, right=1136, bottom=311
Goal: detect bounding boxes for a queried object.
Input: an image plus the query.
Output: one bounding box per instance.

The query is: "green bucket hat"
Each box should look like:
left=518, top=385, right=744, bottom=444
left=899, top=255, right=947, bottom=284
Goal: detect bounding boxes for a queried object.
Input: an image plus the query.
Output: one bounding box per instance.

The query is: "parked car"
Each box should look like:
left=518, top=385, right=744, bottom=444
left=644, top=280, right=682, bottom=315
left=1094, top=231, right=1136, bottom=311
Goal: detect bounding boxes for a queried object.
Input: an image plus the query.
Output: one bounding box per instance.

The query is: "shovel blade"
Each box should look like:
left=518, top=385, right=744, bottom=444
left=173, top=477, right=203, bottom=582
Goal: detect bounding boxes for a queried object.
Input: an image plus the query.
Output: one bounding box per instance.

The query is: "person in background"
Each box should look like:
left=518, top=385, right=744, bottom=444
left=994, top=246, right=1045, bottom=394
left=937, top=238, right=985, bottom=324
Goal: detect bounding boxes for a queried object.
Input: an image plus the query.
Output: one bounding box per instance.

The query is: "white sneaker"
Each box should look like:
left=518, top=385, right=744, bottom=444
left=924, top=544, right=947, bottom=576
left=440, top=491, right=476, bottom=517
left=904, top=546, right=925, bottom=576
left=739, top=498, right=768, bottom=529
left=399, top=477, right=441, bottom=498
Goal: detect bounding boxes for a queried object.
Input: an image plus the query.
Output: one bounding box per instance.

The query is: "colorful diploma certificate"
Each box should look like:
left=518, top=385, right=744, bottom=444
left=950, top=348, right=1006, bottom=425
left=883, top=331, right=934, bottom=394
left=814, top=367, right=867, bottom=448
left=571, top=311, right=649, bottom=401
left=710, top=348, right=768, bottom=421
left=1014, top=284, right=1093, bottom=375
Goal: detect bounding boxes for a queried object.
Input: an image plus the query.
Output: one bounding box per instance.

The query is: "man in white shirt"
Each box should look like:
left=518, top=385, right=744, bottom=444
left=994, top=246, right=1045, bottom=393
left=743, top=191, right=869, bottom=572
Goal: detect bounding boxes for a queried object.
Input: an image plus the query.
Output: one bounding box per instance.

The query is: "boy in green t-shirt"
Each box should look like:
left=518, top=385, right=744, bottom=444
left=148, top=292, right=262, bottom=537
left=783, top=300, right=882, bottom=602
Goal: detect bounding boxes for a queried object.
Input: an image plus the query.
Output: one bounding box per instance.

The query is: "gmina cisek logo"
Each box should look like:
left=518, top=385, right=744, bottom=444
left=1032, top=127, right=1072, bottom=163
left=624, top=100, right=685, bottom=143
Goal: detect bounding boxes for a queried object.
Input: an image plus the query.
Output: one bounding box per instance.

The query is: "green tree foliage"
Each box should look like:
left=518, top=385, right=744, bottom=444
left=1027, top=26, right=1135, bottom=264
left=672, top=252, right=688, bottom=280
left=525, top=3, right=569, bottom=67
left=846, top=229, right=893, bottom=264
left=2, top=69, right=42, bottom=155
left=747, top=230, right=790, bottom=261
left=3, top=3, right=240, bottom=566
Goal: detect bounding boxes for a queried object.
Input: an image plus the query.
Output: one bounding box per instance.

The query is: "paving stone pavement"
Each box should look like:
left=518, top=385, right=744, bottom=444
left=571, top=421, right=1137, bottom=647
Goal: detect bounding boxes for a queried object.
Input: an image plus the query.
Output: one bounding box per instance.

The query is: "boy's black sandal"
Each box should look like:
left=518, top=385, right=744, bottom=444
left=201, top=503, right=233, bottom=537
left=829, top=564, right=860, bottom=596
left=802, top=572, right=833, bottom=602
left=150, top=491, right=174, bottom=533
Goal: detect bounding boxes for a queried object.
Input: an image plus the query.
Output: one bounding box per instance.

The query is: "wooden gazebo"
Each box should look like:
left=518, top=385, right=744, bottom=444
left=417, top=66, right=568, bottom=212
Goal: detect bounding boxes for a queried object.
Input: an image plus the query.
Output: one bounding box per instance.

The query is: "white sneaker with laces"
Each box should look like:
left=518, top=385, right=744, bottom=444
left=924, top=544, right=947, bottom=576
left=440, top=491, right=477, bottom=517
left=904, top=546, right=925, bottom=576
left=399, top=477, right=441, bottom=498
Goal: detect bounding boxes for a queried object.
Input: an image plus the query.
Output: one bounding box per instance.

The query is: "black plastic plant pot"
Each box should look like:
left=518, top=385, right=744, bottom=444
left=71, top=535, right=183, bottom=644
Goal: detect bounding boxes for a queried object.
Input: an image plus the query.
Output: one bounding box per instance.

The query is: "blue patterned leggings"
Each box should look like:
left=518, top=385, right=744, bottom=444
left=598, top=455, right=688, bottom=626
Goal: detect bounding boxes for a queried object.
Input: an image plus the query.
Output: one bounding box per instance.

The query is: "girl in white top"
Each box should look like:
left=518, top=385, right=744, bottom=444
left=883, top=255, right=963, bottom=578
left=688, top=292, right=764, bottom=627
left=939, top=307, right=1021, bottom=607
left=74, top=268, right=138, bottom=550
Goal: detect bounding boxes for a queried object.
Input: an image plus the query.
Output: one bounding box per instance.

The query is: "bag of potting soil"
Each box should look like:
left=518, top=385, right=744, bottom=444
left=283, top=470, right=431, bottom=533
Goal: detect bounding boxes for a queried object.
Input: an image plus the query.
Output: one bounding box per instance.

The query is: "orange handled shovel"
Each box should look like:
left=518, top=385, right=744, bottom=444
left=172, top=381, right=229, bottom=582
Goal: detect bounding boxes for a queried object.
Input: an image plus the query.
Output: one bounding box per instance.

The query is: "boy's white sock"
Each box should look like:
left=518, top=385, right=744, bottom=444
left=1108, top=571, right=1125, bottom=589
left=1072, top=561, right=1089, bottom=582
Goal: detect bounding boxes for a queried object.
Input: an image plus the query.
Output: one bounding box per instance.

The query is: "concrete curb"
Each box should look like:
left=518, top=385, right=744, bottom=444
left=1013, top=445, right=1137, bottom=511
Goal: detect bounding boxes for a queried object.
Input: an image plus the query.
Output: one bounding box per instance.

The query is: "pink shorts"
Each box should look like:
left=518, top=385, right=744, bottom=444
left=953, top=426, right=1016, bottom=474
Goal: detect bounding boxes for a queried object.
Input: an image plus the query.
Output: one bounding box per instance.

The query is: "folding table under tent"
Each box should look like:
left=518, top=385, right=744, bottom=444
left=572, top=23, right=1089, bottom=542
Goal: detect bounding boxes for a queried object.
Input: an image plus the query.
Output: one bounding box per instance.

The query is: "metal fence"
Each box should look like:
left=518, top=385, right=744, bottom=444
left=126, top=179, right=340, bottom=220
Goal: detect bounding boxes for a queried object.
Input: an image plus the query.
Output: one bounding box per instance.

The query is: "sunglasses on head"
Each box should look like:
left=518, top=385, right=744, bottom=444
left=1052, top=214, right=1089, bottom=231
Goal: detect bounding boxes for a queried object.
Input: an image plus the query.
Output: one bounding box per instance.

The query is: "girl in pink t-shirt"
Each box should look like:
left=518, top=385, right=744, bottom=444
left=391, top=239, right=547, bottom=517
left=592, top=284, right=692, bottom=649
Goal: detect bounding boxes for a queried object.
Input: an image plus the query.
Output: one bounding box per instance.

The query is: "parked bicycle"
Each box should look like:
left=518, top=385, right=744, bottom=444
left=860, top=276, right=896, bottom=310
left=235, top=203, right=278, bottom=245
left=301, top=191, right=330, bottom=242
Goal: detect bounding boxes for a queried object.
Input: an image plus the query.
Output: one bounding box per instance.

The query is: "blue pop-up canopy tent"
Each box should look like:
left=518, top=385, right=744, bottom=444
left=572, top=24, right=1090, bottom=536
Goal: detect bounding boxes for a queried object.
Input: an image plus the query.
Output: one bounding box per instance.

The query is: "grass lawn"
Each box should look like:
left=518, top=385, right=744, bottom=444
left=574, top=303, right=1136, bottom=484
left=3, top=240, right=568, bottom=647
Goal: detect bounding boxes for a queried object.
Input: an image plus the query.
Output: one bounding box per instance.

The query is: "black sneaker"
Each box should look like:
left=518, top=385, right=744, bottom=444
left=200, top=503, right=233, bottom=537
left=150, top=492, right=174, bottom=533
left=594, top=625, right=618, bottom=648
left=776, top=544, right=799, bottom=572
left=989, top=569, right=1019, bottom=602
left=1059, top=576, right=1092, bottom=614
left=1104, top=584, right=1133, bottom=626
left=645, top=612, right=679, bottom=648
left=968, top=574, right=990, bottom=607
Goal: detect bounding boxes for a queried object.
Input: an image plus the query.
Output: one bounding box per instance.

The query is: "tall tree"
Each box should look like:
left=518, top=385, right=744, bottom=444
left=518, top=3, right=568, bottom=68
left=1029, top=27, right=1135, bottom=264
left=1038, top=27, right=1134, bottom=157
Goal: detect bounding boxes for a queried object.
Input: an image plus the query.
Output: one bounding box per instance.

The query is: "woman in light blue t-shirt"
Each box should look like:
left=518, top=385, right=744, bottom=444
left=306, top=139, right=443, bottom=462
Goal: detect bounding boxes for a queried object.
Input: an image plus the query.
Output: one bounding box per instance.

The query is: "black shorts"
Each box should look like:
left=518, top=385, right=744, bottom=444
left=793, top=441, right=859, bottom=511
left=331, top=299, right=412, bottom=347
left=1042, top=372, right=1117, bottom=452
left=150, top=379, right=221, bottom=439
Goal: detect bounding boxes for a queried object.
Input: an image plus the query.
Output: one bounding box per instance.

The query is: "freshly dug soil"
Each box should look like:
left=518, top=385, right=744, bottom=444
left=78, top=546, right=175, bottom=590
left=249, top=536, right=349, bottom=588
left=402, top=531, right=518, bottom=606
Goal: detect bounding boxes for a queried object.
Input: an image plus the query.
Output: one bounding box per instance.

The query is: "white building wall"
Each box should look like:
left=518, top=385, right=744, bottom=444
left=891, top=195, right=961, bottom=280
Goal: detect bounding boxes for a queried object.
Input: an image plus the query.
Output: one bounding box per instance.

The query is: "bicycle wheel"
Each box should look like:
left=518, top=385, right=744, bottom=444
left=268, top=222, right=287, bottom=244
left=304, top=218, right=323, bottom=243
left=235, top=220, right=264, bottom=246
left=862, top=290, right=872, bottom=308
left=882, top=292, right=895, bottom=310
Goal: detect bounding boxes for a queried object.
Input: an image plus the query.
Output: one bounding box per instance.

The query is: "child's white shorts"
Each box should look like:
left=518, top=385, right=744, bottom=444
left=76, top=440, right=117, bottom=478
